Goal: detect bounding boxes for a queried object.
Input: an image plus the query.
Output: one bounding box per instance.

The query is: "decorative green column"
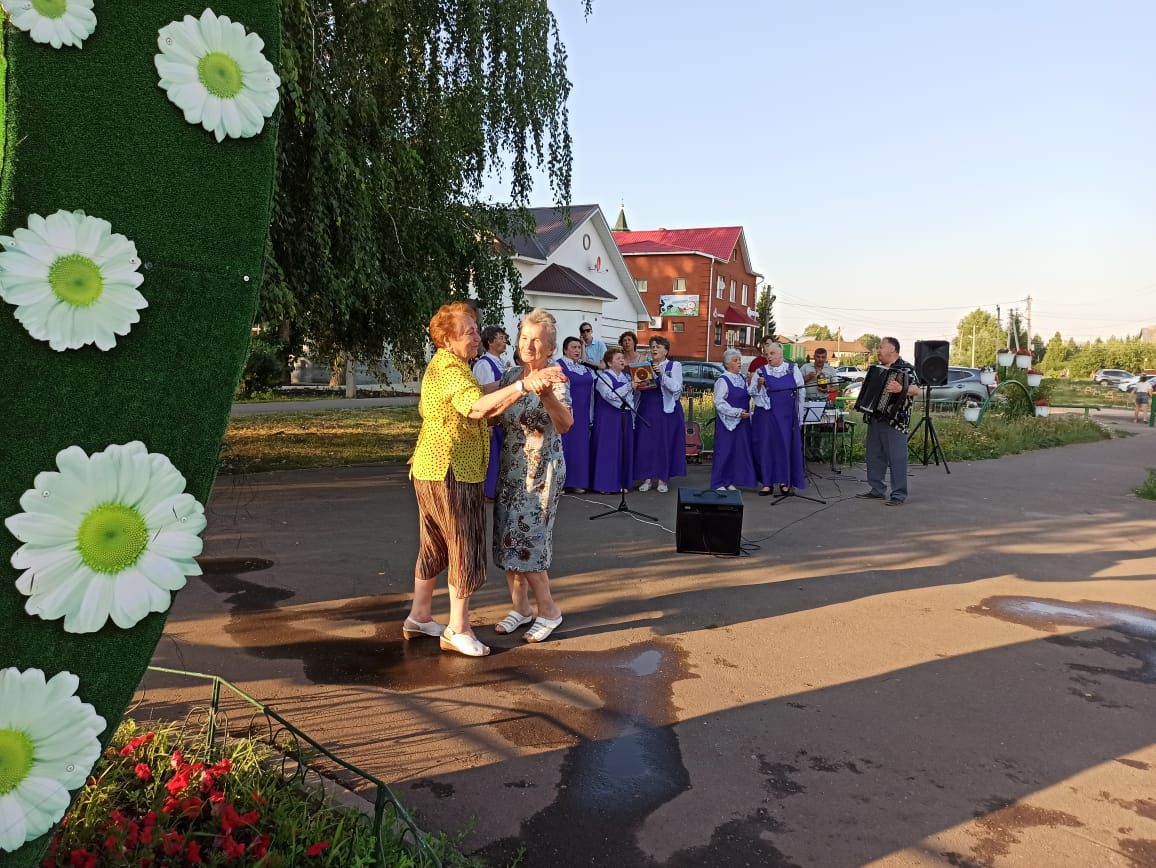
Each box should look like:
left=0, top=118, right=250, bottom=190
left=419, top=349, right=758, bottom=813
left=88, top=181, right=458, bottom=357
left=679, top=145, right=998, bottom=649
left=0, top=3, right=279, bottom=863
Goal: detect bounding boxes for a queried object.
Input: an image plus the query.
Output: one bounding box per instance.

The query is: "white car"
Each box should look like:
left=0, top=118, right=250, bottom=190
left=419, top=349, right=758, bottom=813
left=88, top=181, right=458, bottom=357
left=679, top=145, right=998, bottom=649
left=833, top=365, right=866, bottom=382
left=1118, top=374, right=1154, bottom=392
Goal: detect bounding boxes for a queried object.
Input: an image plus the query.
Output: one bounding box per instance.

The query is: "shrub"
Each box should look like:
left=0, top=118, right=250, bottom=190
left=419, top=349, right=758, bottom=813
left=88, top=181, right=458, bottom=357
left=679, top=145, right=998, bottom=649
left=238, top=334, right=288, bottom=398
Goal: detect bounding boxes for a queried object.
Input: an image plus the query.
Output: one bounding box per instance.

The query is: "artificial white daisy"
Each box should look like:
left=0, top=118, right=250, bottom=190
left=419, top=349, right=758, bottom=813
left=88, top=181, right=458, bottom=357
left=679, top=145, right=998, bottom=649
left=0, top=668, right=105, bottom=853
left=0, top=0, right=96, bottom=50
left=155, top=8, right=280, bottom=143
left=0, top=210, right=146, bottom=352
left=5, top=442, right=207, bottom=634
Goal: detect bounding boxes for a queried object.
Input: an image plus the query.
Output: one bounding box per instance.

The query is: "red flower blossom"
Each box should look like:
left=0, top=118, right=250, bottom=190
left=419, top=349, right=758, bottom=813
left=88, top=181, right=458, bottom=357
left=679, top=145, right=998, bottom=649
left=120, top=732, right=155, bottom=756
left=187, top=840, right=203, bottom=865
left=68, top=850, right=97, bottom=868
left=170, top=749, right=185, bottom=769
left=221, top=834, right=246, bottom=860
left=134, top=762, right=153, bottom=782
left=305, top=840, right=330, bottom=857
left=220, top=803, right=260, bottom=834
left=249, top=833, right=271, bottom=859
left=162, top=830, right=186, bottom=856
left=250, top=788, right=267, bottom=806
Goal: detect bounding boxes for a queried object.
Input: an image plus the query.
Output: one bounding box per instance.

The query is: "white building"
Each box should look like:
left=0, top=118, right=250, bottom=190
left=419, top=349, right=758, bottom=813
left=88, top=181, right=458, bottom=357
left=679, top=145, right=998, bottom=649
left=498, top=205, right=649, bottom=350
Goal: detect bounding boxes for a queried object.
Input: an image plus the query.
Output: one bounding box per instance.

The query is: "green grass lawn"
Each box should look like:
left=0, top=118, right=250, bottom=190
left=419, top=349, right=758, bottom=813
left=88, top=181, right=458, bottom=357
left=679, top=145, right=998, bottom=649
left=1049, top=379, right=1135, bottom=408
left=220, top=400, right=1110, bottom=476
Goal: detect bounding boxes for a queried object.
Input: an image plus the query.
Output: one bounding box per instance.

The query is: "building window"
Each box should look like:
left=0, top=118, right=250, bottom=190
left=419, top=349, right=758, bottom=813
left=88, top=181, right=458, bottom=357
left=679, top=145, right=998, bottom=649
left=729, top=280, right=736, bottom=302
left=635, top=279, right=648, bottom=293
left=742, top=284, right=748, bottom=305
left=713, top=323, right=722, bottom=346
left=673, top=277, right=687, bottom=293
left=726, top=328, right=739, bottom=347
left=672, top=322, right=685, bottom=333
left=716, top=276, right=724, bottom=299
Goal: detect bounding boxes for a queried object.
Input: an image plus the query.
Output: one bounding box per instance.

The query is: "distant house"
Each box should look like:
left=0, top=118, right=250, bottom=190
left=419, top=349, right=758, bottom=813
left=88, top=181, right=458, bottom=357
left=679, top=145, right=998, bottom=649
left=611, top=210, right=763, bottom=362
left=498, top=205, right=649, bottom=350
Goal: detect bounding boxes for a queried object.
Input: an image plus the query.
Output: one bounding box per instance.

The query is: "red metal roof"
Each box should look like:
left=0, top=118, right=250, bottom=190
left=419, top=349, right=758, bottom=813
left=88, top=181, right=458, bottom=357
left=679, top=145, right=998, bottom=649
left=612, top=226, right=744, bottom=261
left=721, top=305, right=757, bottom=326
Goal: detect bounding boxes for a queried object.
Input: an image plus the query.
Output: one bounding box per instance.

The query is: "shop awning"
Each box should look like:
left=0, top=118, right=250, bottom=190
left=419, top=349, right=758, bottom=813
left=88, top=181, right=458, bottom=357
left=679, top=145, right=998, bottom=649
left=721, top=305, right=757, bottom=326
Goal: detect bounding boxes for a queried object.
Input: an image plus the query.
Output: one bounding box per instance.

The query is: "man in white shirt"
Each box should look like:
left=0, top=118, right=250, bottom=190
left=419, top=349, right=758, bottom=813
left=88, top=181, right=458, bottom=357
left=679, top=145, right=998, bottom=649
left=1134, top=375, right=1152, bottom=424
left=799, top=347, right=837, bottom=400
left=579, top=321, right=607, bottom=368
left=472, top=326, right=509, bottom=394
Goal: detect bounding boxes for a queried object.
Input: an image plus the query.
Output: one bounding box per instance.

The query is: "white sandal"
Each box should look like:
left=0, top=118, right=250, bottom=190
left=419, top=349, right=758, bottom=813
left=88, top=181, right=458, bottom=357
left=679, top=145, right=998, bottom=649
left=440, top=626, right=490, bottom=657
left=495, top=610, right=534, bottom=634
left=402, top=617, right=444, bottom=640
left=524, top=614, right=563, bottom=644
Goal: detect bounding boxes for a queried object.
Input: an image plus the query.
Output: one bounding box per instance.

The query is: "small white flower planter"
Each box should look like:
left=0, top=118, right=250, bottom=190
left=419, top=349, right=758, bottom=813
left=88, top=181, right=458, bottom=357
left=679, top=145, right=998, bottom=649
left=1026, top=373, right=1043, bottom=387
left=1035, top=405, right=1050, bottom=417
left=980, top=369, right=996, bottom=386
left=1015, top=354, right=1032, bottom=369
left=963, top=406, right=981, bottom=423
left=996, top=351, right=1014, bottom=366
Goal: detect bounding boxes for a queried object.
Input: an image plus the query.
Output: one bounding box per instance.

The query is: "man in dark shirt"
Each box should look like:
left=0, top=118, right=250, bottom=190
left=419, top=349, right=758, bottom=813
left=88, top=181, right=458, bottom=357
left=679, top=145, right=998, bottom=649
left=856, top=336, right=921, bottom=505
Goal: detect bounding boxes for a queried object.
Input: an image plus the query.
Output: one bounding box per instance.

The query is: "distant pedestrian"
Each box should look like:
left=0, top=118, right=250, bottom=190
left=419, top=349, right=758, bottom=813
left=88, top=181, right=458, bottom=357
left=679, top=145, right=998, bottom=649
left=1134, top=376, right=1152, bottom=424
left=579, top=321, right=607, bottom=367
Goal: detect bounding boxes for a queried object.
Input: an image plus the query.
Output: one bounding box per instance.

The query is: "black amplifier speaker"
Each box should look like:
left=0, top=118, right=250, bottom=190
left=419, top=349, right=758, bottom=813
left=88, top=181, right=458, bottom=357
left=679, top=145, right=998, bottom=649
left=675, top=488, right=743, bottom=556
left=914, top=340, right=950, bottom=386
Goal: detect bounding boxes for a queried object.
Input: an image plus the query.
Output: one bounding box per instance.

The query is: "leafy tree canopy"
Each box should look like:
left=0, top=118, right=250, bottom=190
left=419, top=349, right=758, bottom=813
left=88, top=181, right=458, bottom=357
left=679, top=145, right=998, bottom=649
left=755, top=286, right=777, bottom=342
left=949, top=308, right=1001, bottom=367
left=857, top=333, right=881, bottom=353
left=803, top=323, right=839, bottom=341
left=263, top=0, right=588, bottom=367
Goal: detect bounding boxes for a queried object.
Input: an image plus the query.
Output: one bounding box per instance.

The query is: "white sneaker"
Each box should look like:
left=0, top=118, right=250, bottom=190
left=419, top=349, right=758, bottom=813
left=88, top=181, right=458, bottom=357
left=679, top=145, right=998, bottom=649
left=716, top=486, right=727, bottom=491
left=656, top=481, right=668, bottom=493
left=726, top=485, right=738, bottom=491
left=638, top=479, right=652, bottom=492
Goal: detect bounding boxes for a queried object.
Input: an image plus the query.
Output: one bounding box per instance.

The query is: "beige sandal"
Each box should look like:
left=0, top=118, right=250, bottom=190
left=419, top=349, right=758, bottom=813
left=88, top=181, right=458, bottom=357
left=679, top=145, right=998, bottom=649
left=524, top=615, right=563, bottom=644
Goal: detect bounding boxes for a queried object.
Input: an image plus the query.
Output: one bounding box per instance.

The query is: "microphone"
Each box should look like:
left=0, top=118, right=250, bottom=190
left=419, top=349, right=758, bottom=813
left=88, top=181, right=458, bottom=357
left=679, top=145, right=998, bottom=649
left=577, top=360, right=602, bottom=371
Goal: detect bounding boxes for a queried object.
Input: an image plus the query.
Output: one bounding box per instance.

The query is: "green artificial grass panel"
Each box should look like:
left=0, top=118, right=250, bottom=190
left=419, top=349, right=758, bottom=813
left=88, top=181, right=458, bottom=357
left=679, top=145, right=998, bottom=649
left=0, top=3, right=279, bottom=864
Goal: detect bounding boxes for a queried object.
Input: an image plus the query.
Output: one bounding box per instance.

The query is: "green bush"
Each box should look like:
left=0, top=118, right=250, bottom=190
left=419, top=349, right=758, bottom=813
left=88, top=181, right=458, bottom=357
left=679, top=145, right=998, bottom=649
left=239, top=335, right=288, bottom=398
left=1137, top=469, right=1156, bottom=501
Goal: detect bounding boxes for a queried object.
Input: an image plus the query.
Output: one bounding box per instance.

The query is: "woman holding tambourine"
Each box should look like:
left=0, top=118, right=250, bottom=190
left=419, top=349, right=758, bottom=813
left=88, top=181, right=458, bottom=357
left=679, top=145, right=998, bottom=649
left=633, top=336, right=686, bottom=493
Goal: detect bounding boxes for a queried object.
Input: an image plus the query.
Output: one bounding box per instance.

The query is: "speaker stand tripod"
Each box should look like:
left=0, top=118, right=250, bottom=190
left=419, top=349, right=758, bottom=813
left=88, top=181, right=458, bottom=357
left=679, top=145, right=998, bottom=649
left=907, top=385, right=950, bottom=473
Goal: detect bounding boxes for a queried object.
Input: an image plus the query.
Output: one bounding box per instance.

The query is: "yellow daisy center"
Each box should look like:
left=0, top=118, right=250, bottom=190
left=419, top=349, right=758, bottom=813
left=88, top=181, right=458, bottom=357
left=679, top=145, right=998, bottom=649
left=0, top=729, right=35, bottom=796
left=31, top=0, right=68, bottom=18
left=77, top=503, right=149, bottom=574
left=48, top=254, right=104, bottom=307
left=198, top=51, right=244, bottom=99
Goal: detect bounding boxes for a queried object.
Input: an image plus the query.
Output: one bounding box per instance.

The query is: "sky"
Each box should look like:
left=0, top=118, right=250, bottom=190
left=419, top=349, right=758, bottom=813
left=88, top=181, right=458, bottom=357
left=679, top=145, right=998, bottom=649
left=488, top=1, right=1156, bottom=354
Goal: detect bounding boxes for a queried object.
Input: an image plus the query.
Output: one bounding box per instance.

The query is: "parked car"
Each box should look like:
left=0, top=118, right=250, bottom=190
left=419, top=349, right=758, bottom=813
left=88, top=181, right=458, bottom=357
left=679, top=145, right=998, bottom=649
left=1093, top=368, right=1134, bottom=386
left=842, top=366, right=993, bottom=407
left=833, top=365, right=867, bottom=382
left=1118, top=373, right=1154, bottom=392
left=679, top=360, right=726, bottom=394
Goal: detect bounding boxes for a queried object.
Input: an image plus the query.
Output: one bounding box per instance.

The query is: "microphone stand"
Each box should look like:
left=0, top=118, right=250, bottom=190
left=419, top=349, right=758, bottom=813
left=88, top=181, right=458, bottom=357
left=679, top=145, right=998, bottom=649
left=751, top=376, right=827, bottom=505
left=589, top=367, right=656, bottom=522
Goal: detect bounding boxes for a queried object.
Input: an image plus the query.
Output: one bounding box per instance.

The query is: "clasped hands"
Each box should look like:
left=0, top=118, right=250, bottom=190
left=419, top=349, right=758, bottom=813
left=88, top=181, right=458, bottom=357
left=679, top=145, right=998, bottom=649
left=522, top=367, right=567, bottom=394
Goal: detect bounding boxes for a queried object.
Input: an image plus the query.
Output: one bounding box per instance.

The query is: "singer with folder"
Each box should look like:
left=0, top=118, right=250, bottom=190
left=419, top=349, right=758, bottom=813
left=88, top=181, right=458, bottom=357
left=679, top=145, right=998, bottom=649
left=558, top=335, right=595, bottom=492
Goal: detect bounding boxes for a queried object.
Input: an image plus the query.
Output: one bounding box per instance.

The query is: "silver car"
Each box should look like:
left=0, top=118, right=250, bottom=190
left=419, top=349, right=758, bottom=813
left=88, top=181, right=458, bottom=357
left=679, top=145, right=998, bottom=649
left=842, top=366, right=993, bottom=406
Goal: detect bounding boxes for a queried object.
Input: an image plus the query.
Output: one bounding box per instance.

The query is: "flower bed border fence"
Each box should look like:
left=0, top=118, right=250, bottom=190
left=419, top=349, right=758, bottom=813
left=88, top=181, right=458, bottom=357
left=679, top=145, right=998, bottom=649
left=145, top=665, right=441, bottom=867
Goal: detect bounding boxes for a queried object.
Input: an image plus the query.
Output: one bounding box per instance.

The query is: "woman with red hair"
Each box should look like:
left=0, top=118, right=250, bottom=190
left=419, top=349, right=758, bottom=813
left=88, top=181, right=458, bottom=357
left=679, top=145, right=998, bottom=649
left=405, top=302, right=565, bottom=656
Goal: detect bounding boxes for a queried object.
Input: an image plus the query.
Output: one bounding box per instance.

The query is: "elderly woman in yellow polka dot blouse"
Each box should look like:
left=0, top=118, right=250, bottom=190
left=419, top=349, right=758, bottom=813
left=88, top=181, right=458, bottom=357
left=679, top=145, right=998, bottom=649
left=405, top=302, right=567, bottom=657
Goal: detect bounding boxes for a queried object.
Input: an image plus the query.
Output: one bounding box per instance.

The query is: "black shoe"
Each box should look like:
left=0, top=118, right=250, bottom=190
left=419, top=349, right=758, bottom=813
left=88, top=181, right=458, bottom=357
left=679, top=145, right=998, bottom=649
left=884, top=498, right=905, bottom=506
left=855, top=491, right=884, bottom=500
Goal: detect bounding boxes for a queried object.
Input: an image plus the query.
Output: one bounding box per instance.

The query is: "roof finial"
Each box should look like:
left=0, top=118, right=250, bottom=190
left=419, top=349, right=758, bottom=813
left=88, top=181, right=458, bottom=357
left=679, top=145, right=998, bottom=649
left=612, top=201, right=629, bottom=232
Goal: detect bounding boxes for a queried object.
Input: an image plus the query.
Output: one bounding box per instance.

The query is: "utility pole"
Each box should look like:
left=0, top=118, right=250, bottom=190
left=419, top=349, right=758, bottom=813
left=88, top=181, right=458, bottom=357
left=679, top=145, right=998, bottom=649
left=1025, top=295, right=1033, bottom=347
left=971, top=323, right=976, bottom=366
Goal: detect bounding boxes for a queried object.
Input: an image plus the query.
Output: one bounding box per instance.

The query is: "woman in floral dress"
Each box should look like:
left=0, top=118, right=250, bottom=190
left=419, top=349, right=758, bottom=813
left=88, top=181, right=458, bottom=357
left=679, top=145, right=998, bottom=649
left=492, top=309, right=574, bottom=643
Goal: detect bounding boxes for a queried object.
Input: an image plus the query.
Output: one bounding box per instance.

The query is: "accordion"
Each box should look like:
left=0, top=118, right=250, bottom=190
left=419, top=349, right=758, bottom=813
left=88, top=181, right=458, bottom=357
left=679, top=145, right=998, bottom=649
left=853, top=365, right=913, bottom=421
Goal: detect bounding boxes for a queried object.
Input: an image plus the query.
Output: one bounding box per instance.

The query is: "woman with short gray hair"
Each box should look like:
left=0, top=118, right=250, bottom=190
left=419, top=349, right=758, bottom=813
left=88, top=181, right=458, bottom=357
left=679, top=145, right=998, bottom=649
left=710, top=348, right=756, bottom=490
left=491, top=309, right=573, bottom=644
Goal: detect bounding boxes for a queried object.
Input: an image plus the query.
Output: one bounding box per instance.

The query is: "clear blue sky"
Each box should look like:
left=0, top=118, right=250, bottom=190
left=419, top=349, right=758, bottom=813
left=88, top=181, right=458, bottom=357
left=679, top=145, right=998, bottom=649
left=491, top=1, right=1156, bottom=353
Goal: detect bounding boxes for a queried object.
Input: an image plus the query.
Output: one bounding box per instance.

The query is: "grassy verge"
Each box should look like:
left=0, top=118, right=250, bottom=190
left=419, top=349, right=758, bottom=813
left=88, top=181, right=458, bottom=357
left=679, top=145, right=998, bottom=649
left=220, top=400, right=1111, bottom=476
left=1049, top=379, right=1134, bottom=408
left=220, top=408, right=421, bottom=474
left=46, top=719, right=476, bottom=867
left=1137, top=469, right=1156, bottom=501
left=236, top=388, right=416, bottom=403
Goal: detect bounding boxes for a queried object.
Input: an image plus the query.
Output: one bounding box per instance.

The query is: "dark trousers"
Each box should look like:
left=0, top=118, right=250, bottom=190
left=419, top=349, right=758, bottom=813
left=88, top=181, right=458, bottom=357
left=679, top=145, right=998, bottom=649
left=865, top=420, right=909, bottom=501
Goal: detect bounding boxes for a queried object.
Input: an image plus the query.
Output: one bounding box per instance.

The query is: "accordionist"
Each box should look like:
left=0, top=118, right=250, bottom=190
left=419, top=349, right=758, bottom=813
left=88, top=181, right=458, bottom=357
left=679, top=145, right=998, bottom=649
left=855, top=337, right=922, bottom=506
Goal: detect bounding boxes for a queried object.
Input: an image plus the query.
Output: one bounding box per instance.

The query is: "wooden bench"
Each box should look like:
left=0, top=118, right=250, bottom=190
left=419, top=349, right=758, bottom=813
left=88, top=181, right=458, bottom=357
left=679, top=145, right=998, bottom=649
left=1049, top=403, right=1103, bottom=417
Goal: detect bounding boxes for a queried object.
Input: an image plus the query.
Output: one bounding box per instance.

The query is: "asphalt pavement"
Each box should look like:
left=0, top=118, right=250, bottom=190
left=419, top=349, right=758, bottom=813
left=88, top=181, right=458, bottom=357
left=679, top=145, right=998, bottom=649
left=139, top=407, right=1156, bottom=866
